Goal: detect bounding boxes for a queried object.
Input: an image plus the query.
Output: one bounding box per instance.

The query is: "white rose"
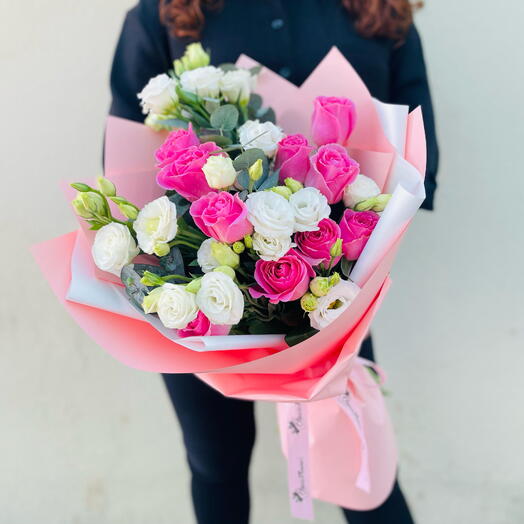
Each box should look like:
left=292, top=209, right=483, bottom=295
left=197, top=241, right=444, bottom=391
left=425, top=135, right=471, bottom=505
left=289, top=187, right=331, bottom=232
left=133, top=196, right=178, bottom=255
left=238, top=120, right=285, bottom=158
left=196, top=271, right=244, bottom=325
left=180, top=66, right=224, bottom=99
left=202, top=155, right=237, bottom=189
left=137, top=74, right=178, bottom=115
left=197, top=238, right=220, bottom=273
left=156, top=283, right=198, bottom=329
left=309, top=280, right=360, bottom=330
left=220, top=69, right=252, bottom=105
left=246, top=191, right=295, bottom=238
left=343, top=174, right=381, bottom=208
left=91, top=223, right=139, bottom=277
left=252, top=233, right=295, bottom=261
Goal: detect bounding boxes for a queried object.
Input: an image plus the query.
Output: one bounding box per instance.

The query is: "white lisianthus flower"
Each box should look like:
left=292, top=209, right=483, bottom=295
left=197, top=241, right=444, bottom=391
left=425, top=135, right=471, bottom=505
left=238, top=119, right=285, bottom=158
left=289, top=187, right=331, bottom=232
left=309, top=280, right=360, bottom=330
left=137, top=74, right=178, bottom=115
left=246, top=191, right=295, bottom=238
left=220, top=69, right=253, bottom=105
left=343, top=174, right=381, bottom=209
left=156, top=283, right=198, bottom=329
left=91, top=223, right=139, bottom=277
left=202, top=155, right=237, bottom=189
left=196, top=271, right=244, bottom=325
left=180, top=66, right=224, bottom=98
left=252, top=233, right=295, bottom=261
left=197, top=238, right=220, bottom=273
left=133, top=196, right=178, bottom=255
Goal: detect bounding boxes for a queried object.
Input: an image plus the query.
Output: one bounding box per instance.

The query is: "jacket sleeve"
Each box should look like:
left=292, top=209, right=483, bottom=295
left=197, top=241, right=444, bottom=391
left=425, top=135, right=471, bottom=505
left=109, top=0, right=172, bottom=122
left=390, top=24, right=439, bottom=210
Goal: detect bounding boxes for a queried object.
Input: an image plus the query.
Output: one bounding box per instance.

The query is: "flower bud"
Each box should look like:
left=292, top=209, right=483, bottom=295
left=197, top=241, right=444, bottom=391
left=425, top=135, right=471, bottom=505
left=211, top=242, right=240, bottom=268
left=329, top=272, right=341, bottom=287
left=284, top=177, right=304, bottom=193
left=71, top=182, right=91, bottom=192
left=213, top=266, right=236, bottom=279
left=300, top=292, right=318, bottom=312
left=269, top=186, right=292, bottom=200
left=309, top=276, right=331, bottom=297
left=140, top=271, right=166, bottom=287
left=72, top=194, right=92, bottom=218
left=118, top=203, right=139, bottom=220
left=80, top=191, right=106, bottom=215
left=232, top=241, right=245, bottom=254
left=96, top=176, right=116, bottom=197
left=142, top=287, right=164, bottom=314
left=355, top=194, right=391, bottom=213
left=330, top=238, right=343, bottom=258
left=153, top=243, right=170, bottom=257
left=185, top=278, right=202, bottom=294
left=184, top=43, right=210, bottom=70
left=248, top=158, right=263, bottom=181
left=243, top=234, right=253, bottom=249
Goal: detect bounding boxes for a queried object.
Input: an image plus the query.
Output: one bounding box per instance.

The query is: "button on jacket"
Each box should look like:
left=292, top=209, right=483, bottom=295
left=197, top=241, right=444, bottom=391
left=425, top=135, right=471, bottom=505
left=110, top=0, right=439, bottom=209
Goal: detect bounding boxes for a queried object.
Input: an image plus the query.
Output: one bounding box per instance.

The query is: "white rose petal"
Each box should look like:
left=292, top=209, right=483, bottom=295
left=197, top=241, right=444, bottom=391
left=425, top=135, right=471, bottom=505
left=92, top=223, right=139, bottom=277
left=238, top=119, right=285, bottom=158
left=220, top=69, right=253, bottom=105
left=157, top=283, right=198, bottom=329
left=180, top=66, right=224, bottom=99
left=289, top=187, right=331, bottom=232
left=343, top=174, right=381, bottom=208
left=309, top=280, right=360, bottom=330
left=202, top=155, right=237, bottom=189
left=133, top=196, right=178, bottom=255
left=246, top=191, right=295, bottom=238
left=252, top=233, right=295, bottom=261
left=137, top=74, right=177, bottom=115
left=196, top=271, right=244, bottom=325
left=197, top=238, right=220, bottom=273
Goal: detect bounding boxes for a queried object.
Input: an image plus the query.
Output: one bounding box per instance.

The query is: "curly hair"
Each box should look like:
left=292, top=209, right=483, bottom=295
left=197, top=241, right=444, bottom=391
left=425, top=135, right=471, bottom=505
left=159, top=0, right=422, bottom=43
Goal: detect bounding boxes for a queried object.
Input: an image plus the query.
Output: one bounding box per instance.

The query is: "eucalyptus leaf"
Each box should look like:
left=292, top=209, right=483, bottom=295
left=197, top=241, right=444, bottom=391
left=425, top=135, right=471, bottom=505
left=237, top=190, right=249, bottom=202
left=257, top=106, right=276, bottom=124
left=249, top=65, right=263, bottom=76
left=256, top=170, right=279, bottom=190
left=167, top=193, right=191, bottom=217
left=210, top=104, right=239, bottom=131
left=218, top=63, right=238, bottom=72
left=198, top=134, right=233, bottom=147
left=233, top=148, right=267, bottom=172
left=154, top=118, right=188, bottom=130
left=236, top=171, right=250, bottom=190
left=340, top=257, right=353, bottom=278
left=285, top=328, right=319, bottom=347
left=159, top=247, right=185, bottom=276
left=120, top=264, right=152, bottom=311
left=248, top=93, right=263, bottom=112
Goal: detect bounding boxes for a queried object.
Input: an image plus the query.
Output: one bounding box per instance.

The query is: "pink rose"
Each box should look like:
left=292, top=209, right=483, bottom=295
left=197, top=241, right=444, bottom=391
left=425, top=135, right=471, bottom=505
left=178, top=311, right=211, bottom=337
left=295, top=218, right=341, bottom=267
left=190, top=191, right=253, bottom=244
left=339, top=209, right=380, bottom=261
left=274, top=134, right=313, bottom=183
left=305, top=143, right=359, bottom=204
left=156, top=141, right=219, bottom=202
left=311, top=96, right=357, bottom=146
left=155, top=123, right=200, bottom=168
left=250, top=249, right=315, bottom=304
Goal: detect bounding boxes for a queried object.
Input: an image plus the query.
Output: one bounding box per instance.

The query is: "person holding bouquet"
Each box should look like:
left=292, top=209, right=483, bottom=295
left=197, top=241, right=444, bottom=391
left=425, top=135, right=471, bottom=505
left=108, top=1, right=438, bottom=522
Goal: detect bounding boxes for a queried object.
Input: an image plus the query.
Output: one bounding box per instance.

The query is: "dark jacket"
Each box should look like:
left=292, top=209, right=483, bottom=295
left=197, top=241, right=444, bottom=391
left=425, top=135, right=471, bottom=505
left=109, top=0, right=439, bottom=209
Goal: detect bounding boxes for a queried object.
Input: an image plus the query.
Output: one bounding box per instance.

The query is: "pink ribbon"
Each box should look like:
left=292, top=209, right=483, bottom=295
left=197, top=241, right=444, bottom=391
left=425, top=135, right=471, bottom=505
left=284, top=357, right=386, bottom=519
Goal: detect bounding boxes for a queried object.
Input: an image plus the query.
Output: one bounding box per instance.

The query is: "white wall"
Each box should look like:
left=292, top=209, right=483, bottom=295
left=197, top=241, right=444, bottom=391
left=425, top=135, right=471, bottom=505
left=1, top=1, right=523, bottom=522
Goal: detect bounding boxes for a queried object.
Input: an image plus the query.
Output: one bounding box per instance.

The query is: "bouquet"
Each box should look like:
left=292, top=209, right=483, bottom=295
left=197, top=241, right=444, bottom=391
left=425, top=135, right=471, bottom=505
left=33, top=43, right=427, bottom=517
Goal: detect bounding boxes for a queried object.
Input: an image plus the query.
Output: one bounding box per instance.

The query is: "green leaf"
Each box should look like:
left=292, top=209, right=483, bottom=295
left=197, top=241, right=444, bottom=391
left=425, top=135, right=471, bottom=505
left=71, top=182, right=91, bottom=192
left=154, top=118, right=189, bottom=130
left=120, top=264, right=161, bottom=311
left=340, top=257, right=354, bottom=278
left=257, top=106, right=276, bottom=124
left=218, top=63, right=238, bottom=72
left=285, top=328, right=319, bottom=347
left=249, top=65, right=263, bottom=76
left=248, top=93, right=263, bottom=112
left=159, top=247, right=185, bottom=276
left=236, top=170, right=250, bottom=190
left=248, top=319, right=279, bottom=335
left=257, top=170, right=279, bottom=190
left=167, top=193, right=191, bottom=217
left=233, top=148, right=267, bottom=172
left=198, top=134, right=233, bottom=147
left=210, top=104, right=239, bottom=131
left=176, top=85, right=201, bottom=105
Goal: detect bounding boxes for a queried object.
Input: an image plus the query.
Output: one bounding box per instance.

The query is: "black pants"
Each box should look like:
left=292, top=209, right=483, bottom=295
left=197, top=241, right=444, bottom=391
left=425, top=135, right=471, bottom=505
left=162, top=337, right=414, bottom=524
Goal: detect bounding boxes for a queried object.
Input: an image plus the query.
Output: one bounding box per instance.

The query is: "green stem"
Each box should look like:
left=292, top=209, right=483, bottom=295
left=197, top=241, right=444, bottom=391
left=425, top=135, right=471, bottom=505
left=163, top=274, right=193, bottom=283
left=169, top=240, right=200, bottom=250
